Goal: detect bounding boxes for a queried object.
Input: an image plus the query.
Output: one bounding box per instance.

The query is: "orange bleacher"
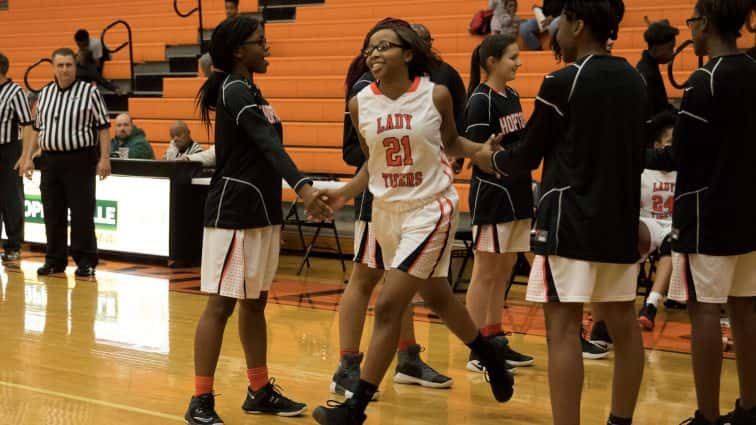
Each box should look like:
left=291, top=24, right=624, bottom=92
left=4, top=0, right=742, bottom=215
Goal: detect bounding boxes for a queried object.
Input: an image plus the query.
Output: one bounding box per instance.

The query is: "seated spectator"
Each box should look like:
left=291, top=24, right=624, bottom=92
left=74, top=29, right=109, bottom=73
left=164, top=121, right=203, bottom=160
left=636, top=111, right=677, bottom=330
left=519, top=0, right=564, bottom=50
left=637, top=20, right=679, bottom=116
left=182, top=145, right=216, bottom=167
left=199, top=0, right=240, bottom=77
left=489, top=0, right=522, bottom=37
left=110, top=114, right=155, bottom=159
left=76, top=48, right=124, bottom=94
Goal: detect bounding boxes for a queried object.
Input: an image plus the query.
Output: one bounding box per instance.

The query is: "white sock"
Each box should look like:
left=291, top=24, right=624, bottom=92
left=647, top=291, right=663, bottom=307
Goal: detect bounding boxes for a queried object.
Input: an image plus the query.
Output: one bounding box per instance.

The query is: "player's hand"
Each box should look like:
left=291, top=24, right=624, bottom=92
left=14, top=156, right=34, bottom=180
left=473, top=143, right=505, bottom=177
left=97, top=157, right=111, bottom=180
left=301, top=185, right=333, bottom=221
left=483, top=132, right=504, bottom=152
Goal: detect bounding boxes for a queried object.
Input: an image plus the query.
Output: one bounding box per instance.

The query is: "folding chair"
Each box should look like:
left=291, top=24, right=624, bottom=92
left=283, top=201, right=346, bottom=275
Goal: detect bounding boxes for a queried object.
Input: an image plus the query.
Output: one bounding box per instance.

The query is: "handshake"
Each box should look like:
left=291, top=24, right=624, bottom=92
left=299, top=185, right=346, bottom=222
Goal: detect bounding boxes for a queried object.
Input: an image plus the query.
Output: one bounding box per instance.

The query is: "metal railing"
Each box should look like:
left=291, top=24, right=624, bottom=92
left=24, top=58, right=52, bottom=93
left=667, top=40, right=705, bottom=90
left=101, top=19, right=135, bottom=92
left=174, top=0, right=205, bottom=51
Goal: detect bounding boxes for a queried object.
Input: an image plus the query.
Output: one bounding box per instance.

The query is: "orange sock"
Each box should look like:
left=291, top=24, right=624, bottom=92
left=397, top=339, right=416, bottom=352
left=340, top=349, right=359, bottom=358
left=481, top=323, right=502, bottom=338
left=247, top=367, right=269, bottom=392
left=195, top=376, right=214, bottom=396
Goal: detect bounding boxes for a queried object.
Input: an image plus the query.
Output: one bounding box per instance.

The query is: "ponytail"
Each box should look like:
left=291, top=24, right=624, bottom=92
left=468, top=45, right=483, bottom=98
left=196, top=71, right=228, bottom=131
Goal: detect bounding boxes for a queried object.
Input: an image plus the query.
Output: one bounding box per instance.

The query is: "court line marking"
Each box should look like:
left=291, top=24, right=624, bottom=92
left=0, top=380, right=184, bottom=422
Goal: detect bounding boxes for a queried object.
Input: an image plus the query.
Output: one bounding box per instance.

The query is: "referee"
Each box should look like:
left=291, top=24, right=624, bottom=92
left=17, top=48, right=111, bottom=277
left=0, top=52, right=33, bottom=263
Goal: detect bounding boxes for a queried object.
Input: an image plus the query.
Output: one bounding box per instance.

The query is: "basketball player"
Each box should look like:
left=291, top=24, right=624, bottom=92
left=311, top=19, right=513, bottom=425
left=463, top=34, right=535, bottom=371
left=185, top=16, right=331, bottom=424
left=331, top=18, right=452, bottom=401
left=646, top=0, right=756, bottom=422
left=473, top=0, right=648, bottom=423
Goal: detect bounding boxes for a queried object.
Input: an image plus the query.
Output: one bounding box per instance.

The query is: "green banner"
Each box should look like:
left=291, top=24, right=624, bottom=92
left=24, top=194, right=118, bottom=231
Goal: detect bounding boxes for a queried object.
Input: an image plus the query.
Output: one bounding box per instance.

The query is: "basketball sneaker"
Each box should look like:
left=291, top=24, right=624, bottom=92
left=590, top=320, right=613, bottom=350
left=720, top=399, right=756, bottom=425
left=329, top=352, right=379, bottom=401
left=242, top=378, right=307, bottom=416
left=489, top=333, right=535, bottom=367
left=581, top=335, right=610, bottom=359
left=313, top=399, right=367, bottom=425
left=393, top=344, right=453, bottom=388
left=638, top=304, right=658, bottom=330
left=678, top=411, right=719, bottom=425
left=185, top=393, right=224, bottom=425
left=466, top=350, right=517, bottom=374
left=475, top=340, right=515, bottom=402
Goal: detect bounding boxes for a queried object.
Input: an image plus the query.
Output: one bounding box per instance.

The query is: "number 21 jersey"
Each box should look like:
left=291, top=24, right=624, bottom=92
left=357, top=76, right=453, bottom=204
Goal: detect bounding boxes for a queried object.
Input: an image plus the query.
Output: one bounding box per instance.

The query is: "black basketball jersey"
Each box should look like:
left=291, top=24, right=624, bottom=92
left=492, top=54, right=647, bottom=263
left=465, top=83, right=533, bottom=225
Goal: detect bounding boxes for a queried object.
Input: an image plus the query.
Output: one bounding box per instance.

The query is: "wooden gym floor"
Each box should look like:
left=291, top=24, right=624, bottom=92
left=0, top=254, right=741, bottom=425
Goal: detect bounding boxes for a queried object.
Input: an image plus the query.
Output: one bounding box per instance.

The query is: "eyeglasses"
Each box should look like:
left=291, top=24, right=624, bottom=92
left=685, top=16, right=704, bottom=27
left=242, top=36, right=267, bottom=47
left=362, top=41, right=404, bottom=57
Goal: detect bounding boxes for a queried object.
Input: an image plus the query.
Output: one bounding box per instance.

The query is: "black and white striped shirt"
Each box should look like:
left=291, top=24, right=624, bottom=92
left=0, top=79, right=33, bottom=144
left=34, top=79, right=110, bottom=151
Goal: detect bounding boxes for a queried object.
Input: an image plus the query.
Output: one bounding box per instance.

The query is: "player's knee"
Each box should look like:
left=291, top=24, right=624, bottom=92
left=373, top=297, right=402, bottom=325
left=205, top=297, right=237, bottom=320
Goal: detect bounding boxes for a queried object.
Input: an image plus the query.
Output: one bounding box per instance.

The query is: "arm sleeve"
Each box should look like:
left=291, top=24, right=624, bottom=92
left=463, top=92, right=492, bottom=143
left=89, top=87, right=111, bottom=129
left=224, top=83, right=310, bottom=191
left=133, top=140, right=155, bottom=160
left=11, top=87, right=34, bottom=125
left=492, top=75, right=562, bottom=174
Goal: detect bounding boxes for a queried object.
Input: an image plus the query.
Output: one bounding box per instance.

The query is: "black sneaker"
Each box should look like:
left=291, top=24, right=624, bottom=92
left=581, top=335, right=610, bottom=359
left=185, top=393, right=224, bottom=425
left=313, top=399, right=367, bottom=425
left=330, top=352, right=379, bottom=401
left=466, top=350, right=516, bottom=374
left=721, top=399, right=756, bottom=425
left=638, top=304, right=658, bottom=331
left=475, top=340, right=515, bottom=402
left=1, top=250, right=20, bottom=262
left=242, top=379, right=307, bottom=416
left=37, top=263, right=66, bottom=275
left=489, top=334, right=534, bottom=367
left=679, top=411, right=718, bottom=425
left=393, top=344, right=453, bottom=388
left=590, top=320, right=613, bottom=350
left=664, top=299, right=687, bottom=310
left=75, top=265, right=96, bottom=277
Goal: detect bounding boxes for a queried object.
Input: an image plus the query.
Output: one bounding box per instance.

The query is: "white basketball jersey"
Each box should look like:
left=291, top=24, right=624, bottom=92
left=640, top=169, right=677, bottom=222
left=357, top=76, right=453, bottom=204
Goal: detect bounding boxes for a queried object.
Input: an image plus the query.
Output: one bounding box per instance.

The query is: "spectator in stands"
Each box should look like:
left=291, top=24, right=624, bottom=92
left=519, top=0, right=564, bottom=50
left=76, top=48, right=124, bottom=95
left=109, top=113, right=154, bottom=159
left=74, top=29, right=109, bottom=73
left=164, top=121, right=203, bottom=160
left=489, top=0, right=522, bottom=37
left=637, top=20, right=679, bottom=117
left=199, top=0, right=241, bottom=77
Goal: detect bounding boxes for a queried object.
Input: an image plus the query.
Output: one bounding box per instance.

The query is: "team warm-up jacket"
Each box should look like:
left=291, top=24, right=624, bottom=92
left=637, top=50, right=676, bottom=117
left=204, top=74, right=312, bottom=229
left=465, top=83, right=533, bottom=225
left=491, top=55, right=648, bottom=263
left=645, top=53, right=756, bottom=256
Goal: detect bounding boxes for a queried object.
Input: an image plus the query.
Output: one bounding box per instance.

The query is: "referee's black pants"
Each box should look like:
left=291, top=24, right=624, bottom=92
left=39, top=148, right=98, bottom=268
left=0, top=140, right=24, bottom=252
